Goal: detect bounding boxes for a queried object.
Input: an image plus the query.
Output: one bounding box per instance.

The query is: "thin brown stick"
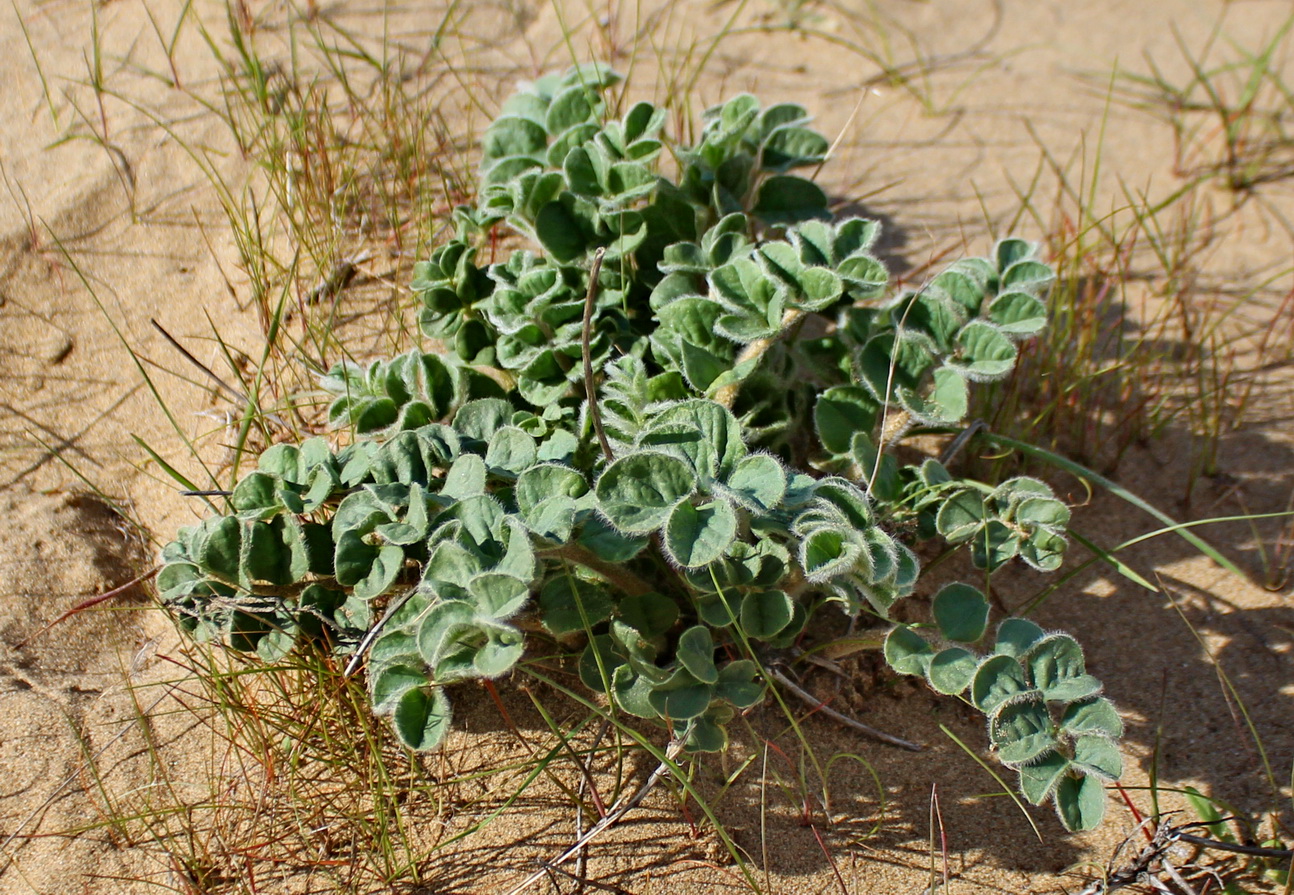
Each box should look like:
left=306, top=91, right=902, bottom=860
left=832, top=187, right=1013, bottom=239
left=504, top=738, right=684, bottom=895
left=768, top=666, right=924, bottom=751
left=939, top=419, right=988, bottom=466
left=343, top=586, right=420, bottom=677
left=1172, top=831, right=1294, bottom=859
left=150, top=318, right=249, bottom=405
left=540, top=544, right=654, bottom=597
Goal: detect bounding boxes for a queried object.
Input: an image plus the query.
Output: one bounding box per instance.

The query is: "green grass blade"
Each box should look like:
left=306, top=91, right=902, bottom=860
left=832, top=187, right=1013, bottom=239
left=938, top=724, right=1042, bottom=843
left=132, top=435, right=204, bottom=496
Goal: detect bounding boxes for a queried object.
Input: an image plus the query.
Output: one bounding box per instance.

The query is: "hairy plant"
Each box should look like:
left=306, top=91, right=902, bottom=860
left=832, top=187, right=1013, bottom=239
left=158, top=65, right=1119, bottom=831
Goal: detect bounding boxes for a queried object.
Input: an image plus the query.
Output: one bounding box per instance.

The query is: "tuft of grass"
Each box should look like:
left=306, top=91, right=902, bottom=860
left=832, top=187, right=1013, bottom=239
left=1112, top=12, right=1294, bottom=194
left=975, top=111, right=1294, bottom=500
left=1108, top=583, right=1294, bottom=895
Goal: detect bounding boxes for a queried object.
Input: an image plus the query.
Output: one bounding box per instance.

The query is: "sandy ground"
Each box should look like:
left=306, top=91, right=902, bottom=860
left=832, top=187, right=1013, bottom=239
left=1, top=1, right=1292, bottom=892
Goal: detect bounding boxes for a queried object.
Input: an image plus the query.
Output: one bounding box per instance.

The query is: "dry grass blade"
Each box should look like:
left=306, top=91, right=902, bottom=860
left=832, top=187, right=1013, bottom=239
left=14, top=566, right=158, bottom=648
left=502, top=739, right=686, bottom=895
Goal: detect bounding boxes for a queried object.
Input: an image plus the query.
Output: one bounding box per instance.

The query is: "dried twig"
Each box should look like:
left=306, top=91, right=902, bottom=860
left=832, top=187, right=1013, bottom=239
left=150, top=318, right=292, bottom=432
left=151, top=318, right=250, bottom=405
left=504, top=738, right=685, bottom=895
left=767, top=665, right=923, bottom=752
left=343, top=586, right=421, bottom=677
left=1074, top=817, right=1290, bottom=895
left=1173, top=830, right=1294, bottom=859
left=939, top=419, right=987, bottom=466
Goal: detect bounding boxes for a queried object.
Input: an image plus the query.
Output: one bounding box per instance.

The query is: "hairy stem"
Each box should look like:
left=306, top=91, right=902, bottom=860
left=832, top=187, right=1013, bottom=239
left=541, top=544, right=654, bottom=597
left=581, top=248, right=613, bottom=460
left=713, top=307, right=805, bottom=408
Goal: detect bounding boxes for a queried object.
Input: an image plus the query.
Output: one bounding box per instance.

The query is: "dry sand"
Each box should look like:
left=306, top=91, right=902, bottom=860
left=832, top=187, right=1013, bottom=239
left=1, top=0, right=1291, bottom=892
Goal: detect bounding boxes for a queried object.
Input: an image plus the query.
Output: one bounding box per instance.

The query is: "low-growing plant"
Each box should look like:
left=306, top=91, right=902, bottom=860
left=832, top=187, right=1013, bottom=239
left=157, top=65, right=1121, bottom=831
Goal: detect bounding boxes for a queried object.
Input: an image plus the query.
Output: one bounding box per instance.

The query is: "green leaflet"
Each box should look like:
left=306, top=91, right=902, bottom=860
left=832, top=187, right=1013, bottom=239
left=1054, top=774, right=1107, bottom=832
left=932, top=583, right=989, bottom=643
left=595, top=451, right=697, bottom=534
left=392, top=687, right=453, bottom=751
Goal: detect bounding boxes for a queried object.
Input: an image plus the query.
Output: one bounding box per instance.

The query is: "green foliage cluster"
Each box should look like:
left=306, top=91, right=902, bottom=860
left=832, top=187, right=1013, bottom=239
left=886, top=586, right=1122, bottom=830
left=158, top=65, right=1120, bottom=831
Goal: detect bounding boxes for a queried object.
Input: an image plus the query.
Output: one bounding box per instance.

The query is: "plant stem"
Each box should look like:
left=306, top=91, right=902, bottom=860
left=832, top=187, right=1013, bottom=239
left=541, top=544, right=654, bottom=597
left=713, top=308, right=805, bottom=408
left=503, top=738, right=685, bottom=895
left=767, top=665, right=923, bottom=751
left=581, top=248, right=613, bottom=460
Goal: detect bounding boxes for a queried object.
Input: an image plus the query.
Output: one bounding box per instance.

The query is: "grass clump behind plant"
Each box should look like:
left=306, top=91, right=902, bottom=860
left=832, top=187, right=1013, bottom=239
left=977, top=122, right=1294, bottom=497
